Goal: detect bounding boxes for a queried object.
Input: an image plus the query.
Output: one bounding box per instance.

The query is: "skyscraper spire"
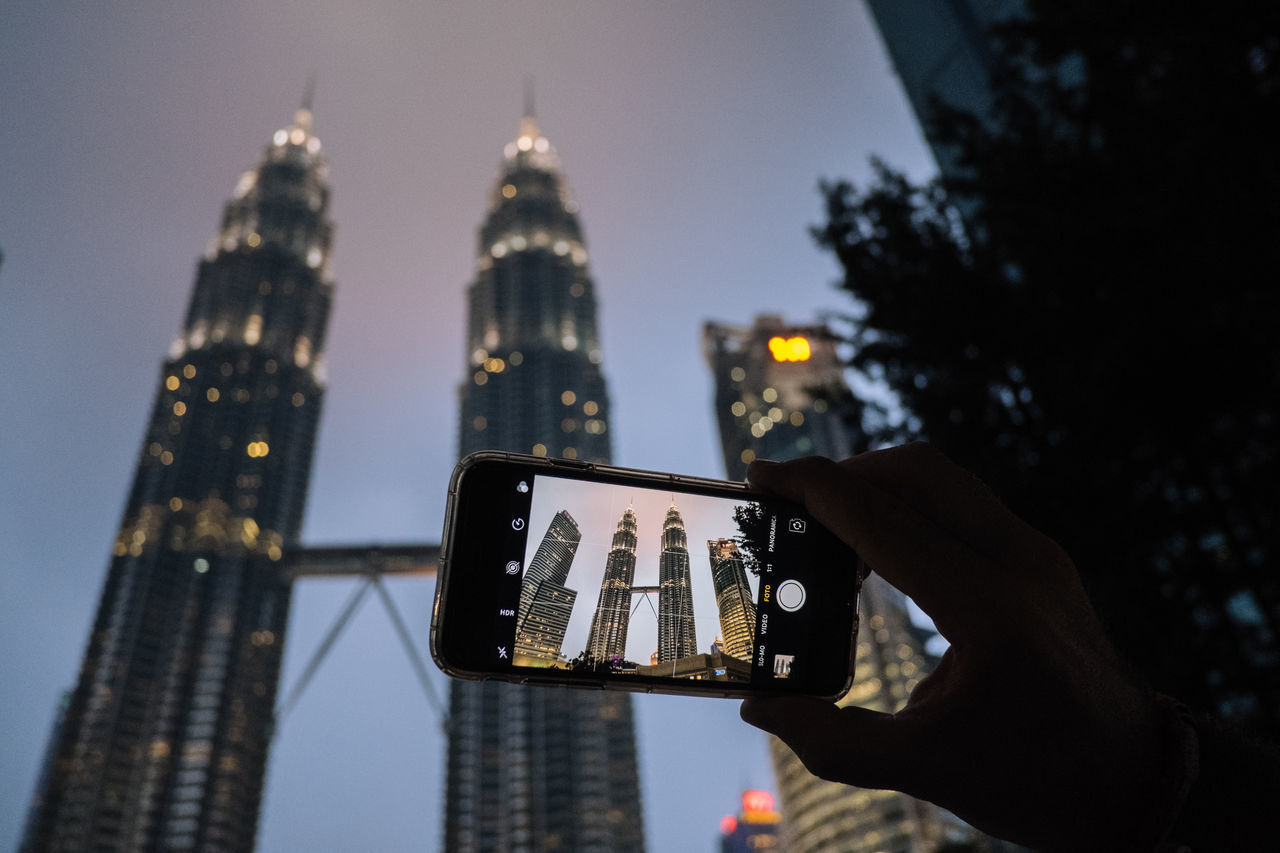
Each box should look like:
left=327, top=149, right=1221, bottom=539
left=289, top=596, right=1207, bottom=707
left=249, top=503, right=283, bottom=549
left=524, top=75, right=536, bottom=120
left=296, top=74, right=316, bottom=131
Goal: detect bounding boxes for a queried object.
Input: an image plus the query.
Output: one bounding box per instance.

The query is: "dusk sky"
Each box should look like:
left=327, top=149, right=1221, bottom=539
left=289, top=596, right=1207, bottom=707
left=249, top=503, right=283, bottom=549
left=0, top=3, right=935, bottom=849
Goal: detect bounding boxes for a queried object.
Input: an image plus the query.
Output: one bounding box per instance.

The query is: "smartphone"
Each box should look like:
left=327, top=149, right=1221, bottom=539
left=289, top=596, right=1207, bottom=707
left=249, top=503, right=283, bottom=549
left=430, top=452, right=864, bottom=700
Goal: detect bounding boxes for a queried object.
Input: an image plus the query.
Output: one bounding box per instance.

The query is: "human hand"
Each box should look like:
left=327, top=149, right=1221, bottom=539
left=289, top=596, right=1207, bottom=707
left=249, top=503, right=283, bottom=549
left=741, top=444, right=1178, bottom=851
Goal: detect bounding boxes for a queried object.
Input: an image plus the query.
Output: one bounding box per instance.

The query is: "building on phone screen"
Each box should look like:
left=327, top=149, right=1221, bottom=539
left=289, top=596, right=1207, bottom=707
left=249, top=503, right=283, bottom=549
left=657, top=502, right=698, bottom=662
left=22, top=104, right=333, bottom=852
left=708, top=538, right=757, bottom=661
left=446, top=104, right=644, bottom=852
left=514, top=510, right=581, bottom=664
left=704, top=314, right=1007, bottom=851
left=585, top=506, right=640, bottom=664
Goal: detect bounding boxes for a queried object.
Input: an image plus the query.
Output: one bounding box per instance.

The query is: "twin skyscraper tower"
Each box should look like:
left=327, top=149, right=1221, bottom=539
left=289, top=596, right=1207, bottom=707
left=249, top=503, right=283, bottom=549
left=449, top=108, right=645, bottom=852
left=22, top=101, right=647, bottom=852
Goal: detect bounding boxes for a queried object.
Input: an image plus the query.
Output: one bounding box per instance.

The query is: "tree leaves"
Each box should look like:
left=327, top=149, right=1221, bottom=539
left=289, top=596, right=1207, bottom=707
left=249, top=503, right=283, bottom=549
left=822, top=0, right=1280, bottom=731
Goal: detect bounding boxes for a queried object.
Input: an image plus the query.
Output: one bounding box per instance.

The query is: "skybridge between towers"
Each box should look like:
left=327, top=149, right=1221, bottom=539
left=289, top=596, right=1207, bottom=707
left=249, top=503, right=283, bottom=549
left=276, top=543, right=445, bottom=731
left=284, top=543, right=440, bottom=580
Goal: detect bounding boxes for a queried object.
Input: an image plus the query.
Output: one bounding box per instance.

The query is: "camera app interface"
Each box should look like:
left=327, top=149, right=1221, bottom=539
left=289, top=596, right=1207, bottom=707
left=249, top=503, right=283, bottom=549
left=498, top=473, right=840, bottom=688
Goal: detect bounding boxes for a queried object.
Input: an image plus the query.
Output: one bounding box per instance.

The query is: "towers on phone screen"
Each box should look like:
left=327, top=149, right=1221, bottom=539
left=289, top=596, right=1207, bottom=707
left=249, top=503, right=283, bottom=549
left=498, top=474, right=829, bottom=687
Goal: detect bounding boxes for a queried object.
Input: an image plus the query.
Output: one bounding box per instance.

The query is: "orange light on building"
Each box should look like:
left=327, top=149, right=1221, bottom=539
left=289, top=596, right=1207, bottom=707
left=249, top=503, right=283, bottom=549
left=768, top=335, right=811, bottom=362
left=742, top=789, right=778, bottom=823
left=742, top=789, right=774, bottom=814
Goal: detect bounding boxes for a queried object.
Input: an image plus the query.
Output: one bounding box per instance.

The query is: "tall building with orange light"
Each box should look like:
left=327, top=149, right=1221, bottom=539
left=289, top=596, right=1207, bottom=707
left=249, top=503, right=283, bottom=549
left=702, top=315, right=857, bottom=480
left=22, top=104, right=333, bottom=852
left=703, top=317, right=997, bottom=852
left=444, top=106, right=643, bottom=852
left=718, top=789, right=781, bottom=852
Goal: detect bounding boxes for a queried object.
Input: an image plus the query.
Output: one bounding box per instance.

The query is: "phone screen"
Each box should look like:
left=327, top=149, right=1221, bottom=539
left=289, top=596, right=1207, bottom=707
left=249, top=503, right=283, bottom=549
left=434, top=455, right=862, bottom=699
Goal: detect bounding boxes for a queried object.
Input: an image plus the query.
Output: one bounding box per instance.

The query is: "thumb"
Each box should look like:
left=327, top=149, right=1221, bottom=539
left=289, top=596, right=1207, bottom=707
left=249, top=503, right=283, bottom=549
left=741, top=696, right=918, bottom=793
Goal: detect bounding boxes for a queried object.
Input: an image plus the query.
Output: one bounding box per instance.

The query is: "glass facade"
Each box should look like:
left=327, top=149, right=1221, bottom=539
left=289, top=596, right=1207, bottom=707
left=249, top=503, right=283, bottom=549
left=865, top=0, right=1027, bottom=184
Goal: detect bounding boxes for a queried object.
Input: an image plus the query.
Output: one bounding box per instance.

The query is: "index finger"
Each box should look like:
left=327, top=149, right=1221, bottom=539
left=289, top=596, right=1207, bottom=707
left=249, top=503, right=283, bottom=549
left=840, top=443, right=1061, bottom=573
left=748, top=455, right=995, bottom=643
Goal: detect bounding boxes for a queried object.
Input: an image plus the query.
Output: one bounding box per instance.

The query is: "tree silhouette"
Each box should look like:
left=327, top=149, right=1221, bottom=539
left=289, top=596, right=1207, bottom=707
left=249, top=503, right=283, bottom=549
left=819, top=0, right=1280, bottom=732
left=732, top=501, right=771, bottom=577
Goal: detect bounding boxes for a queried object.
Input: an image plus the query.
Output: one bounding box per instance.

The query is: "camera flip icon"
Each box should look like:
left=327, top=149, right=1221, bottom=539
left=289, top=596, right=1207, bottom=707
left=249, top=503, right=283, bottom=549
left=788, top=518, right=807, bottom=533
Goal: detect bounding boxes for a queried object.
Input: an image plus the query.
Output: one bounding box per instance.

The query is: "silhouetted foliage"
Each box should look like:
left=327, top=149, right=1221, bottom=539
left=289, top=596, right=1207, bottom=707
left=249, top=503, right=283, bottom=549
left=820, top=0, right=1280, bottom=732
left=566, top=650, right=634, bottom=673
left=732, top=501, right=771, bottom=577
